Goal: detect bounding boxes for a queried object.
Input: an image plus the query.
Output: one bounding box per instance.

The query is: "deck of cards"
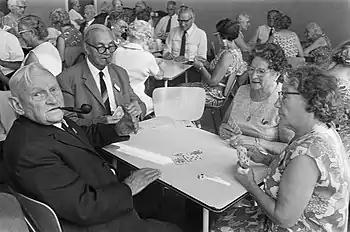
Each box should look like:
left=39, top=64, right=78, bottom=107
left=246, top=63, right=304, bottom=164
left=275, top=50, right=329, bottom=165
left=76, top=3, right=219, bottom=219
left=236, top=145, right=250, bottom=169
left=171, top=150, right=203, bottom=165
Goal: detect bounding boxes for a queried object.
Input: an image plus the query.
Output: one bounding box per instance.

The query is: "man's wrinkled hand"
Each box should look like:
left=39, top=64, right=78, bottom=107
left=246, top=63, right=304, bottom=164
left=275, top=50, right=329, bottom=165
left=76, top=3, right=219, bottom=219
left=124, top=168, right=161, bottom=196
left=174, top=56, right=188, bottom=63
left=125, top=100, right=142, bottom=118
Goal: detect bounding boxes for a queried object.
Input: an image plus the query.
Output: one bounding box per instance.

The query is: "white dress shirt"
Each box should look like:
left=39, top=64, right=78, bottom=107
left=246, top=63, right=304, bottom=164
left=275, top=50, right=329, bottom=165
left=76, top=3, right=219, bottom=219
left=86, top=58, right=117, bottom=113
left=69, top=9, right=84, bottom=30
left=249, top=24, right=274, bottom=45
left=112, top=43, right=159, bottom=115
left=0, top=28, right=24, bottom=75
left=154, top=14, right=179, bottom=38
left=163, top=24, right=207, bottom=60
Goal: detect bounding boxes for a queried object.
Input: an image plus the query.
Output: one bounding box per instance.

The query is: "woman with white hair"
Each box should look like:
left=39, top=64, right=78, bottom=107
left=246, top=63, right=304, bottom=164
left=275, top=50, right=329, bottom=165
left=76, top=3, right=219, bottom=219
left=303, top=22, right=332, bottom=69
left=18, top=14, right=62, bottom=76
left=112, top=20, right=163, bottom=115
left=3, top=0, right=27, bottom=47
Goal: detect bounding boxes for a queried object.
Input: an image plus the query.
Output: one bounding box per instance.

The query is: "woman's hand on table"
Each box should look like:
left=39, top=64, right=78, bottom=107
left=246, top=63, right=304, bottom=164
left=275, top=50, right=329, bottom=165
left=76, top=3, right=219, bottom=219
left=219, top=123, right=237, bottom=139
left=193, top=58, right=204, bottom=70
left=163, top=52, right=174, bottom=60
left=233, top=163, right=257, bottom=190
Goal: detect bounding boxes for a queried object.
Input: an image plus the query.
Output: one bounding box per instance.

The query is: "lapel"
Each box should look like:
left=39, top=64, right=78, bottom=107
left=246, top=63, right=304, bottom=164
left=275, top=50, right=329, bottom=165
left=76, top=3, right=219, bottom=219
left=81, top=60, right=104, bottom=107
left=108, top=64, right=124, bottom=106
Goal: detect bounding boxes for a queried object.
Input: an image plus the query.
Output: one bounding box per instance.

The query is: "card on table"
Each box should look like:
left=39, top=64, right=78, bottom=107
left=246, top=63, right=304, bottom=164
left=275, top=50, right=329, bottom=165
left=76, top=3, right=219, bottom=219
left=236, top=145, right=250, bottom=169
left=171, top=150, right=203, bottom=165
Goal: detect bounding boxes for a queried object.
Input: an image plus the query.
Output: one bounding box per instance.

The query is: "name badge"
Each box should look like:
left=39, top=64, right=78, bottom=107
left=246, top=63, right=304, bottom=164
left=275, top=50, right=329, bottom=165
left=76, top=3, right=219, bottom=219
left=114, top=83, right=121, bottom=92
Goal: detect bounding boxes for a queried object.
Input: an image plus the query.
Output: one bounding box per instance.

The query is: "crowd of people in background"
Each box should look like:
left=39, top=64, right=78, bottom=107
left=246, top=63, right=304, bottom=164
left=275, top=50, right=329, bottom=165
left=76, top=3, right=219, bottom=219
left=0, top=0, right=350, bottom=232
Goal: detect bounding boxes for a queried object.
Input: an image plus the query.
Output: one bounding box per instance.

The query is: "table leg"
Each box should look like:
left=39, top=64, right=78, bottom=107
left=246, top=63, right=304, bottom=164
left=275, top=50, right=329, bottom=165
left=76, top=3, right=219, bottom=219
left=203, top=208, right=209, bottom=232
left=164, top=80, right=168, bottom=87
left=185, top=71, right=188, bottom=83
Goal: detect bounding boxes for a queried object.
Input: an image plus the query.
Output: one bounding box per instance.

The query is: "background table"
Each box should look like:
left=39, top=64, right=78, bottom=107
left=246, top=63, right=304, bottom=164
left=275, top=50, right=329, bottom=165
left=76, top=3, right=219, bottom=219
left=156, top=58, right=193, bottom=87
left=104, top=117, right=267, bottom=232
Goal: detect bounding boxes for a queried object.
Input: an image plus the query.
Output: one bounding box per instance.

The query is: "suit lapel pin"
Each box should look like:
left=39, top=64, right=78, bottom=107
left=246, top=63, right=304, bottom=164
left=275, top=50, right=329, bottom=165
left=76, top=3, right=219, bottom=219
left=114, top=83, right=121, bottom=92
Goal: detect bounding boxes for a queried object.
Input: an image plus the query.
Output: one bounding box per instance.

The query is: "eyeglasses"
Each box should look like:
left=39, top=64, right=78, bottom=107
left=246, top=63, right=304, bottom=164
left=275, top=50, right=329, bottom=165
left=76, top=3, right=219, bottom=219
left=278, top=91, right=300, bottom=102
left=85, top=41, right=118, bottom=54
left=16, top=5, right=27, bottom=9
left=178, top=17, right=192, bottom=23
left=18, top=29, right=32, bottom=35
left=247, top=66, right=271, bottom=76
left=32, top=86, right=61, bottom=102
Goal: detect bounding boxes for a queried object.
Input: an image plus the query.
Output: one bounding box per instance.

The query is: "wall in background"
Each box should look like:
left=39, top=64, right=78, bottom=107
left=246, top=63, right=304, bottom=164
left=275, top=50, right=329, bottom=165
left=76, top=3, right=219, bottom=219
left=1, top=0, right=349, bottom=47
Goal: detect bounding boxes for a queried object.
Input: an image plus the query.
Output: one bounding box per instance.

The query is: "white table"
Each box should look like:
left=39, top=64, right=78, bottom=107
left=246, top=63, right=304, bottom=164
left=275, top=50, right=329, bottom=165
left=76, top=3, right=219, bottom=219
left=104, top=117, right=267, bottom=232
left=156, top=58, right=193, bottom=87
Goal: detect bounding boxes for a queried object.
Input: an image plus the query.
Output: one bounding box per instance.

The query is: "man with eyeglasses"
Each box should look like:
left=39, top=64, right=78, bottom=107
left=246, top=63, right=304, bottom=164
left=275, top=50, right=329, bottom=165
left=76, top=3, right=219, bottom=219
left=154, top=1, right=179, bottom=43
left=3, top=0, right=27, bottom=48
left=57, top=24, right=146, bottom=126
left=163, top=6, right=207, bottom=63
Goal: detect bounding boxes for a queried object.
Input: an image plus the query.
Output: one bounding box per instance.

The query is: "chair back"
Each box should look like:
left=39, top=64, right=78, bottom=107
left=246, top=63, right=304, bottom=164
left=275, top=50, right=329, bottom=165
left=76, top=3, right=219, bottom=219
left=153, top=87, right=205, bottom=121
left=12, top=191, right=62, bottom=232
left=0, top=91, right=16, bottom=134
left=224, top=73, right=237, bottom=97
left=0, top=192, right=29, bottom=232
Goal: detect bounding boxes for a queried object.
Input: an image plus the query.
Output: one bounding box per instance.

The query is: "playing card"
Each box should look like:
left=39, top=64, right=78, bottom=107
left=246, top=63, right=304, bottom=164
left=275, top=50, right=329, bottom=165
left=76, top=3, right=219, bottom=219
left=113, top=106, right=124, bottom=118
left=171, top=153, right=188, bottom=165
left=236, top=145, right=250, bottom=169
left=183, top=153, right=202, bottom=162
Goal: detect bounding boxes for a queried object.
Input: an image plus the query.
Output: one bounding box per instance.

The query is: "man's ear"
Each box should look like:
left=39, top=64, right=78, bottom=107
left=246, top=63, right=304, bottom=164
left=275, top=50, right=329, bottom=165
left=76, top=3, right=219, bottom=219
left=8, top=96, right=25, bottom=116
left=83, top=42, right=89, bottom=55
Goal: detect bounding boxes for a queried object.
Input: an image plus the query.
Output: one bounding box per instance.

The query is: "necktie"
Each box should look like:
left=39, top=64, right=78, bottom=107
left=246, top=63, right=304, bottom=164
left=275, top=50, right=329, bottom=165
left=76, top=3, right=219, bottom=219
left=269, top=27, right=274, bottom=38
left=179, top=30, right=187, bottom=56
left=165, top=16, right=172, bottom=33
left=99, top=71, right=112, bottom=115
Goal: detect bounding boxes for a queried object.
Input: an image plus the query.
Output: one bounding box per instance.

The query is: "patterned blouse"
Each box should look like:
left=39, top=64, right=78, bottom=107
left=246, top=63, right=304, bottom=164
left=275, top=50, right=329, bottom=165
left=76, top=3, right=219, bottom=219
left=58, top=26, right=84, bottom=67
left=273, top=32, right=299, bottom=58
left=264, top=123, right=350, bottom=231
left=309, top=34, right=332, bottom=69
left=228, top=84, right=293, bottom=142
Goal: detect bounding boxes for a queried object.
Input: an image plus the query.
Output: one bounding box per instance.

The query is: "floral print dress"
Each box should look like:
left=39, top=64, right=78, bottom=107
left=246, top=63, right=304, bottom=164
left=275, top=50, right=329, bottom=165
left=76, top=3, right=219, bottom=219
left=211, top=124, right=350, bottom=232
left=273, top=32, right=299, bottom=58
left=181, top=47, right=247, bottom=107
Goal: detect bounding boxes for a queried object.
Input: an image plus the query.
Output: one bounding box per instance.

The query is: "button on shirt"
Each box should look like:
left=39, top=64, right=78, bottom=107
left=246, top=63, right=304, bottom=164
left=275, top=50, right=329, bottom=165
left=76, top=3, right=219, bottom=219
left=0, top=28, right=24, bottom=75
left=163, top=24, right=207, bottom=60
left=86, top=58, right=117, bottom=113
left=154, top=14, right=179, bottom=38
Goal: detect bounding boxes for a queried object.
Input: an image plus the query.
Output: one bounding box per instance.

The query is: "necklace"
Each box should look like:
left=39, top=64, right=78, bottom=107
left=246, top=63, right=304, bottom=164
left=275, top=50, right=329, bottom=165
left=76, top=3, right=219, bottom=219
left=246, top=100, right=265, bottom=122
left=246, top=84, right=279, bottom=122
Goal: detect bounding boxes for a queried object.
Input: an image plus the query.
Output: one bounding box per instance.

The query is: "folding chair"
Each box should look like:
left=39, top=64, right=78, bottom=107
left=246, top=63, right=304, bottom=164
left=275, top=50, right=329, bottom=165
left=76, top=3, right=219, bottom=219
left=152, top=87, right=205, bottom=126
left=205, top=73, right=238, bottom=134
left=11, top=190, right=62, bottom=232
left=0, top=192, right=29, bottom=232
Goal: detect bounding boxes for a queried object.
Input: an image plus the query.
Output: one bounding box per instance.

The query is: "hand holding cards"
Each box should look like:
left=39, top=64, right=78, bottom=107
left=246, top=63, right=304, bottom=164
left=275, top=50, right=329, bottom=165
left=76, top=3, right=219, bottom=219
left=115, top=106, right=139, bottom=136
left=171, top=150, right=203, bottom=165
left=236, top=145, right=250, bottom=169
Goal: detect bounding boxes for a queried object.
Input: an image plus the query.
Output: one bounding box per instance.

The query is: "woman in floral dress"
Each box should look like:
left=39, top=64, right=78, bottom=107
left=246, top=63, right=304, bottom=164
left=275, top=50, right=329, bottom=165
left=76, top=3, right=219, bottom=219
left=181, top=19, right=247, bottom=107
left=211, top=66, right=350, bottom=232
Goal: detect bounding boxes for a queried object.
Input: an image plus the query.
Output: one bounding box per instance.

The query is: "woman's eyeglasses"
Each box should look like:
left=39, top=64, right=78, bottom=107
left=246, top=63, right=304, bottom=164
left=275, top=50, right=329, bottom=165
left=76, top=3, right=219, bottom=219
left=278, top=91, right=300, bottom=102
left=85, top=41, right=118, bottom=54
left=247, top=66, right=271, bottom=76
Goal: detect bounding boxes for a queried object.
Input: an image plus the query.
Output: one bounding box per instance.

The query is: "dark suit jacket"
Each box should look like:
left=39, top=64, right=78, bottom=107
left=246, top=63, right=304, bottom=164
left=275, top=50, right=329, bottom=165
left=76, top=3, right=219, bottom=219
left=57, top=60, right=146, bottom=126
left=3, top=116, right=180, bottom=232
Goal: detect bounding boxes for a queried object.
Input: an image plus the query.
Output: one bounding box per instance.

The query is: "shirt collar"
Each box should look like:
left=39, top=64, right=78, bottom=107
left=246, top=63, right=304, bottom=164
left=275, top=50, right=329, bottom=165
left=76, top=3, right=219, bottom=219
left=187, top=24, right=195, bottom=34
left=86, top=57, right=108, bottom=77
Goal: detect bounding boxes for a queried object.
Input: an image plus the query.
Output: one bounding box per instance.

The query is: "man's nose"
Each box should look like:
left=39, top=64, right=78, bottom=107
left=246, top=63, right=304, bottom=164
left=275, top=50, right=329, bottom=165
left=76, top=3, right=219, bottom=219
left=46, top=92, right=59, bottom=104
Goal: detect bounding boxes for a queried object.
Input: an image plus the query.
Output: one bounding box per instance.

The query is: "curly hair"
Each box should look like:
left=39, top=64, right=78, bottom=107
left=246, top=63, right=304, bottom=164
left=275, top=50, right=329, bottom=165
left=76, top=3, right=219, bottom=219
left=274, top=13, right=291, bottom=30
left=252, top=43, right=288, bottom=72
left=332, top=40, right=350, bottom=67
left=49, top=8, right=71, bottom=29
left=285, top=66, right=339, bottom=124
left=19, top=14, right=48, bottom=40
